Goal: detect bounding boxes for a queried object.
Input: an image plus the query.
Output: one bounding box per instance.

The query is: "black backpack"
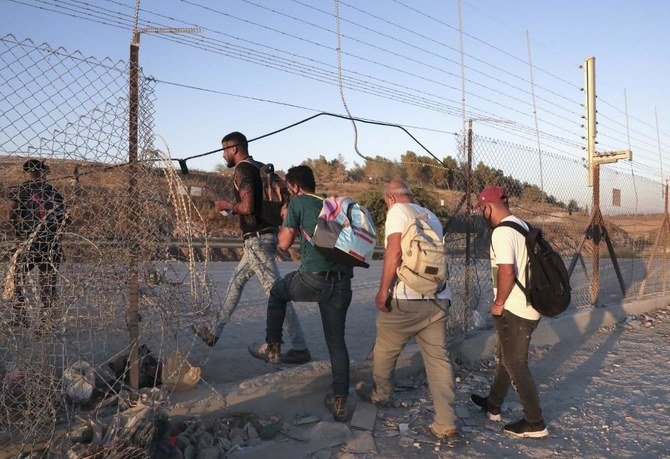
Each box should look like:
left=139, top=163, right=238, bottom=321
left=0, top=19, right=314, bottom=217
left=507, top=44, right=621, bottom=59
left=239, top=158, right=290, bottom=227
left=495, top=221, right=571, bottom=317
left=13, top=181, right=65, bottom=238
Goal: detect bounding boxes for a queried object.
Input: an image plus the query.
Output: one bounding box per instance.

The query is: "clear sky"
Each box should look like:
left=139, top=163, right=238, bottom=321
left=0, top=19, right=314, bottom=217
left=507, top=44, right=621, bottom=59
left=1, top=0, right=669, bottom=189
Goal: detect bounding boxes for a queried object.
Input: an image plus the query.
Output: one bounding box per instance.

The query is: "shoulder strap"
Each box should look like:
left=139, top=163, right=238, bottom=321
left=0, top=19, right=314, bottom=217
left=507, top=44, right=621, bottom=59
left=495, top=220, right=529, bottom=236
left=491, top=219, right=530, bottom=297
left=297, top=194, right=324, bottom=245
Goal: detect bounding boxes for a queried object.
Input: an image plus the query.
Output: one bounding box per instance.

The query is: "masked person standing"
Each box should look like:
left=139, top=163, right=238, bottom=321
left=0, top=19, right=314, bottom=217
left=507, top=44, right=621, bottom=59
left=7, top=159, right=66, bottom=330
left=193, top=132, right=310, bottom=365
left=470, top=186, right=548, bottom=438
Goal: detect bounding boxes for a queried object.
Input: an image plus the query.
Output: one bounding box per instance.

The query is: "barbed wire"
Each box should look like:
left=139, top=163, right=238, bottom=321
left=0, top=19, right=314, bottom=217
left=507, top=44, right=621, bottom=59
left=13, top=0, right=586, bottom=150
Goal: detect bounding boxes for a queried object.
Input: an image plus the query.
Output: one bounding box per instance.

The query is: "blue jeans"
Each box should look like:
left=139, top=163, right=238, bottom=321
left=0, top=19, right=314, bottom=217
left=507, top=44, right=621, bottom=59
left=266, top=271, right=352, bottom=396
left=489, top=310, right=543, bottom=423
left=214, top=233, right=307, bottom=350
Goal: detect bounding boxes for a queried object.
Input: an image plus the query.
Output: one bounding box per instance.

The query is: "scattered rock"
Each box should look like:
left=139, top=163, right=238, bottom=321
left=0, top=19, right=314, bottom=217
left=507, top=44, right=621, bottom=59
left=183, top=444, right=196, bottom=459
left=374, top=430, right=400, bottom=438
left=350, top=401, right=377, bottom=431
left=398, top=436, right=414, bottom=447
left=298, top=421, right=350, bottom=442
left=295, top=411, right=320, bottom=426
left=344, top=431, right=377, bottom=454
left=456, top=406, right=471, bottom=418
left=196, top=447, right=220, bottom=459
left=258, top=424, right=278, bottom=441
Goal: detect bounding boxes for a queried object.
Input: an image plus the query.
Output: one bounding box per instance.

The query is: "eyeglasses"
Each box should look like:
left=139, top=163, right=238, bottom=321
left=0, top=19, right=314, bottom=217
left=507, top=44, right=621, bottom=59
left=222, top=144, right=238, bottom=151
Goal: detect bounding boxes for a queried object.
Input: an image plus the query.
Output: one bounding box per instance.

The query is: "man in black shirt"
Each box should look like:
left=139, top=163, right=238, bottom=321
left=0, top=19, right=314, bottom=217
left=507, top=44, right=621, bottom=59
left=6, top=159, right=66, bottom=328
left=193, top=132, right=310, bottom=364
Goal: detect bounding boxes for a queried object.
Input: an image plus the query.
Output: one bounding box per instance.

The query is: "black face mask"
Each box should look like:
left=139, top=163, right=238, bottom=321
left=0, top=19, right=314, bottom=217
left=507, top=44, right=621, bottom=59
left=482, top=206, right=494, bottom=229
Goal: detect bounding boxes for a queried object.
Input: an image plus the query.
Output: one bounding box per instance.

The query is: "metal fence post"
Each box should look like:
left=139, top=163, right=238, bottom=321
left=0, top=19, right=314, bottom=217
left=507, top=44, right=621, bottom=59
left=464, top=120, right=473, bottom=330
left=127, top=31, right=141, bottom=395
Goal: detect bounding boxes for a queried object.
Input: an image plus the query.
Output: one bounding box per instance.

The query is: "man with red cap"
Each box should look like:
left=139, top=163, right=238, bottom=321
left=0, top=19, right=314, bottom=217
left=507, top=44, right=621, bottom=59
left=470, top=185, right=549, bottom=438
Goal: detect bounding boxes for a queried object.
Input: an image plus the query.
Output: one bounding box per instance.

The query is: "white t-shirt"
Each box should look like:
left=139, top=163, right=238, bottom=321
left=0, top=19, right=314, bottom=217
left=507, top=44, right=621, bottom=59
left=490, top=215, right=540, bottom=321
left=385, top=203, right=452, bottom=300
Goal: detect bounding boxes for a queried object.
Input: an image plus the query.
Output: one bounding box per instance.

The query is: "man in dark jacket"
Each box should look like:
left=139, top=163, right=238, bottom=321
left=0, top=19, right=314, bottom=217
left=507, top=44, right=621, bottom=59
left=6, top=159, right=66, bottom=328
left=192, top=132, right=310, bottom=364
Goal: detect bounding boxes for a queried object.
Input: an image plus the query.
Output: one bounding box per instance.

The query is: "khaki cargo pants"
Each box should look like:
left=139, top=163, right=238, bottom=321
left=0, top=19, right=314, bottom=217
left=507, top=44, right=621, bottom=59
left=372, top=298, right=457, bottom=431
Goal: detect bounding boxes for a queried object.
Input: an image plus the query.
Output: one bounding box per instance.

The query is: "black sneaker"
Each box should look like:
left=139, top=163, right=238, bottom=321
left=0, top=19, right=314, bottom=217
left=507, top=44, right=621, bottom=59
left=325, top=393, right=348, bottom=422
left=470, top=394, right=502, bottom=421
left=504, top=418, right=549, bottom=438
left=191, top=325, right=218, bottom=347
left=248, top=342, right=281, bottom=365
left=281, top=348, right=312, bottom=364
left=354, top=381, right=391, bottom=408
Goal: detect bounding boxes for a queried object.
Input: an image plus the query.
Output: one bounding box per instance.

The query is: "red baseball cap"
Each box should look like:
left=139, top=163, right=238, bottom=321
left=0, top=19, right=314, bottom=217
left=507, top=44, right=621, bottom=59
left=476, top=186, right=507, bottom=209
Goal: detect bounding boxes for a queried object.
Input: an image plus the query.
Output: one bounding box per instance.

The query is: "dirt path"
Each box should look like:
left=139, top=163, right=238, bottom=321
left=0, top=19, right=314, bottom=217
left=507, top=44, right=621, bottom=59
left=219, top=306, right=670, bottom=458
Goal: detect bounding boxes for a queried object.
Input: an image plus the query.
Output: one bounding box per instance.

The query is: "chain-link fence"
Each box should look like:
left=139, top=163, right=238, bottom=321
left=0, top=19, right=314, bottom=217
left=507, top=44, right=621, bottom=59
left=439, top=132, right=668, bottom=334
left=2, top=31, right=669, bottom=455
left=0, top=34, right=216, bottom=456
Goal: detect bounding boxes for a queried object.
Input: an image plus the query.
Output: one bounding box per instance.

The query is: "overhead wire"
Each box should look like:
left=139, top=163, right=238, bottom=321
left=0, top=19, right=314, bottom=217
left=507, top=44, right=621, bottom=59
left=458, top=0, right=670, bottom=146
left=389, top=0, right=580, bottom=91
left=12, top=0, right=664, bottom=163
left=9, top=2, right=616, bottom=167
left=32, top=0, right=477, bottom=120
left=229, top=0, right=584, bottom=128
left=292, top=0, right=583, bottom=117
left=2, top=1, right=584, bottom=181
left=150, top=78, right=456, bottom=136
left=61, top=0, right=585, bottom=148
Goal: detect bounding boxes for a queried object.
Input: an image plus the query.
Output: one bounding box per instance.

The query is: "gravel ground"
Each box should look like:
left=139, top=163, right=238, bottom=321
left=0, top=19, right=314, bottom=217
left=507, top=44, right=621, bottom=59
left=203, top=305, right=670, bottom=458
left=366, top=305, right=670, bottom=458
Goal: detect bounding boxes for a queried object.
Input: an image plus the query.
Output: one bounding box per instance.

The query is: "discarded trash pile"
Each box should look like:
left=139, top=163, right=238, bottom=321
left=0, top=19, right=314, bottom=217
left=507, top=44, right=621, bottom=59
left=0, top=346, right=201, bottom=457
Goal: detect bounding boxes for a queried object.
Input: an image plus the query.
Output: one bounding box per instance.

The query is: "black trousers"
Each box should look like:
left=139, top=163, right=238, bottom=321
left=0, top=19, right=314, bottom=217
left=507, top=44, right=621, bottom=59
left=488, top=311, right=543, bottom=423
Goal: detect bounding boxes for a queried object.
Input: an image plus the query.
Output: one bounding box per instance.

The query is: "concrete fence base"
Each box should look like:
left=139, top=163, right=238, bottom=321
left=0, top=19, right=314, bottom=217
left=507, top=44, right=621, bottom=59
left=168, top=294, right=670, bottom=420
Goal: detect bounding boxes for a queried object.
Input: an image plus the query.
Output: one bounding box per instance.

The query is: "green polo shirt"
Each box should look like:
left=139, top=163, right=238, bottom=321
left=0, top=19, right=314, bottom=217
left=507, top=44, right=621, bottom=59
left=284, top=194, right=353, bottom=275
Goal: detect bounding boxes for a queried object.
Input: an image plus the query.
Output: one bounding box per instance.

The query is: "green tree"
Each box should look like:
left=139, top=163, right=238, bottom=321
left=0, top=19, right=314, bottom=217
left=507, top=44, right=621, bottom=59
left=364, top=156, right=404, bottom=182
left=302, top=155, right=347, bottom=183
left=433, top=155, right=458, bottom=189
left=401, top=151, right=431, bottom=184
left=355, top=184, right=439, bottom=245
left=520, top=184, right=543, bottom=203
left=567, top=199, right=579, bottom=215
left=346, top=162, right=365, bottom=182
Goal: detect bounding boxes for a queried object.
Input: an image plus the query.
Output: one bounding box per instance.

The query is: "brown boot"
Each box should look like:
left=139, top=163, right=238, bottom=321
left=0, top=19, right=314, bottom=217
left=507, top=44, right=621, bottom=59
left=248, top=342, right=281, bottom=365
left=325, top=393, right=348, bottom=422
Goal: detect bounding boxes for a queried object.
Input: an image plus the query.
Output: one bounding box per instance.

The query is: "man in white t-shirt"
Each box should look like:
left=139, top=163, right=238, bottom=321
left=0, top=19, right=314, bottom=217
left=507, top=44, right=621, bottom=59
left=355, top=179, right=459, bottom=444
left=470, top=186, right=548, bottom=439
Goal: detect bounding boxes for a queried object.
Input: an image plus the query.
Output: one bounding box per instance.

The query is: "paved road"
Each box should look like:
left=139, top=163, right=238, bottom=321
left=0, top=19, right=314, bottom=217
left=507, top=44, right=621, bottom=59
left=183, top=258, right=650, bottom=388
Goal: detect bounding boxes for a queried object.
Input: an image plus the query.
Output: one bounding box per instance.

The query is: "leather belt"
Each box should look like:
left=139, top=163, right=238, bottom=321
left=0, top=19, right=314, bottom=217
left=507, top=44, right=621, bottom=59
left=307, top=271, right=349, bottom=280
left=242, top=227, right=277, bottom=241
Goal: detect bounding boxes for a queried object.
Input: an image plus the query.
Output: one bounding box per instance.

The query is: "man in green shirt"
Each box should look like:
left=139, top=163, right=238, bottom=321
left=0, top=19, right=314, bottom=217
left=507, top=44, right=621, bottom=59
left=249, top=165, right=353, bottom=422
